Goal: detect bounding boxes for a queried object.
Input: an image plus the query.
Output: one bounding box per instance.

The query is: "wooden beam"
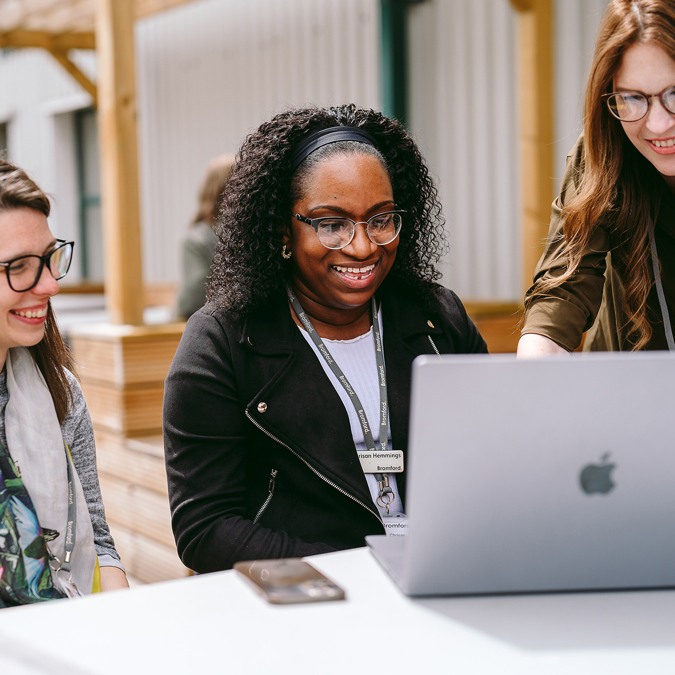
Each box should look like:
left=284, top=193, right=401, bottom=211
left=58, top=283, right=105, bottom=295
left=510, top=0, right=555, bottom=292
left=95, top=0, right=144, bottom=325
left=0, top=0, right=202, bottom=36
left=49, top=49, right=98, bottom=105
left=462, top=300, right=523, bottom=318
left=0, top=29, right=95, bottom=50
left=135, top=0, right=201, bottom=20
left=53, top=30, right=96, bottom=50
left=0, top=29, right=98, bottom=105
left=508, top=0, right=533, bottom=12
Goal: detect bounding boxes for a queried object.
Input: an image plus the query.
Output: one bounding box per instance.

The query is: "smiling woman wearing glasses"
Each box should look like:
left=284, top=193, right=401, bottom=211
left=0, top=159, right=127, bottom=608
left=520, top=0, right=675, bottom=355
left=163, top=105, right=487, bottom=572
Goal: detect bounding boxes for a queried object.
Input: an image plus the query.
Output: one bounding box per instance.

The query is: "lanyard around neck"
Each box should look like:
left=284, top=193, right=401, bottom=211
left=648, top=218, right=675, bottom=351
left=285, top=281, right=389, bottom=455
left=0, top=439, right=80, bottom=594
left=284, top=282, right=395, bottom=511
left=61, top=448, right=78, bottom=575
left=49, top=445, right=83, bottom=597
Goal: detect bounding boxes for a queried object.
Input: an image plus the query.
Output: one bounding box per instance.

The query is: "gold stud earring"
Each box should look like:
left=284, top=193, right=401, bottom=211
left=282, top=245, right=292, bottom=260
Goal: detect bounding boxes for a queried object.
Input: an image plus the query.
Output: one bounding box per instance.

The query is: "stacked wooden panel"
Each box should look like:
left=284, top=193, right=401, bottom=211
left=464, top=302, right=523, bottom=354
left=69, top=322, right=189, bottom=583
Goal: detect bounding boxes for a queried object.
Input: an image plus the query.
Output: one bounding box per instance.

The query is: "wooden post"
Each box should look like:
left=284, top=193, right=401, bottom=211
left=95, top=0, right=144, bottom=325
left=509, top=0, right=555, bottom=291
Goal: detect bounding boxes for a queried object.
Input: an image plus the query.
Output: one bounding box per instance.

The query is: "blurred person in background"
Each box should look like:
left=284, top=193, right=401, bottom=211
left=0, top=160, right=127, bottom=607
left=175, top=154, right=235, bottom=319
left=519, top=0, right=675, bottom=355
left=163, top=104, right=487, bottom=573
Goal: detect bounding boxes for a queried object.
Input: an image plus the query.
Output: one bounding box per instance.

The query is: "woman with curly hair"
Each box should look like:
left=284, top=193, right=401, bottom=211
left=163, top=104, right=487, bottom=572
left=520, top=0, right=675, bottom=355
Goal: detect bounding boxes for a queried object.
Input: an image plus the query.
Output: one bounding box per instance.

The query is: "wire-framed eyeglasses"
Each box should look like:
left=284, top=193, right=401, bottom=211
left=602, top=86, right=675, bottom=122
left=0, top=239, right=75, bottom=292
left=293, top=210, right=404, bottom=250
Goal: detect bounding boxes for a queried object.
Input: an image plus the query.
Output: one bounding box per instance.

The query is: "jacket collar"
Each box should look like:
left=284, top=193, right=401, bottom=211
left=237, top=291, right=376, bottom=511
left=235, top=283, right=439, bottom=514
left=239, top=284, right=443, bottom=508
left=379, top=281, right=443, bottom=339
left=236, top=282, right=439, bottom=508
left=238, top=291, right=298, bottom=354
left=239, top=281, right=441, bottom=347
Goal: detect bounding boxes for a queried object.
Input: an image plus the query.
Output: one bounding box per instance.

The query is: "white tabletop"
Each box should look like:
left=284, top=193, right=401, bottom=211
left=1, top=547, right=675, bottom=674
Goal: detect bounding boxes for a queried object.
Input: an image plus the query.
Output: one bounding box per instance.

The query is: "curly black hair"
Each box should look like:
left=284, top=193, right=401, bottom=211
left=207, top=104, right=447, bottom=313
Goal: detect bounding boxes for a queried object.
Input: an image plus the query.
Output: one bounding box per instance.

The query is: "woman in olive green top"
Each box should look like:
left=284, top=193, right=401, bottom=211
left=519, top=0, right=675, bottom=355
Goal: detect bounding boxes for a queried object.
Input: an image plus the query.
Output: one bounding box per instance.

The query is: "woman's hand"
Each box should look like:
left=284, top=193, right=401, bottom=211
left=99, top=566, right=130, bottom=591
left=517, top=334, right=570, bottom=358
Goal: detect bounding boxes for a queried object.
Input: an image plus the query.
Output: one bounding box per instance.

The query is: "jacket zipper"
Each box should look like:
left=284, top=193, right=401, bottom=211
left=428, top=335, right=442, bottom=359
left=245, top=409, right=383, bottom=525
left=253, top=469, right=278, bottom=524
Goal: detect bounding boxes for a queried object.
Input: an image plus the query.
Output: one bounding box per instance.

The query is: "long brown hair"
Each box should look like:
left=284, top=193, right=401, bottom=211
left=0, top=160, right=75, bottom=423
left=532, top=0, right=675, bottom=349
left=192, top=154, right=235, bottom=226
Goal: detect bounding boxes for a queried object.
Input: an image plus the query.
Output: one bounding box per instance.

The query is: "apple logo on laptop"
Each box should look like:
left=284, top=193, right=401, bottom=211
left=580, top=453, right=616, bottom=495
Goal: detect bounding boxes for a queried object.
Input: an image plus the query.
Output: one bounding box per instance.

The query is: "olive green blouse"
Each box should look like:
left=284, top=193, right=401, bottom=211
left=522, top=134, right=675, bottom=352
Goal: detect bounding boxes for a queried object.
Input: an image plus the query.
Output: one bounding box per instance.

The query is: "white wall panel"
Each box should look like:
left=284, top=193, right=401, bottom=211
left=1, top=0, right=614, bottom=298
left=554, top=0, right=610, bottom=181
left=0, top=48, right=94, bottom=255
left=408, top=0, right=519, bottom=301
left=135, top=0, right=381, bottom=283
left=51, top=111, right=82, bottom=279
left=409, top=0, right=610, bottom=302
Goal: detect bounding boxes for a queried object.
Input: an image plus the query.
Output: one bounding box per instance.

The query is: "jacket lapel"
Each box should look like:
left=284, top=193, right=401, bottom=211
left=237, top=287, right=442, bottom=514
left=380, top=284, right=445, bottom=505
left=240, top=297, right=376, bottom=511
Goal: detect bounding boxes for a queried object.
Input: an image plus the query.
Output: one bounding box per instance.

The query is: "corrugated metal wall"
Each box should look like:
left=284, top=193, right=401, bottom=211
left=1, top=0, right=612, bottom=297
left=554, top=0, right=610, bottom=178
left=0, top=48, right=95, bottom=280
left=135, top=0, right=381, bottom=283
left=407, top=0, right=610, bottom=302
left=0, top=0, right=381, bottom=285
left=408, top=0, right=519, bottom=301
left=0, top=49, right=91, bottom=181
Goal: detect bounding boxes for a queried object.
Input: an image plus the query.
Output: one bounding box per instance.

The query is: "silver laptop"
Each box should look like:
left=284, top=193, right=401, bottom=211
left=367, top=352, right=675, bottom=596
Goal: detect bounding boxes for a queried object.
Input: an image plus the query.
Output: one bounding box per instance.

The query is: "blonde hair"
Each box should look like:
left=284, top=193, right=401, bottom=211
left=531, top=0, right=675, bottom=349
left=192, top=154, right=235, bottom=226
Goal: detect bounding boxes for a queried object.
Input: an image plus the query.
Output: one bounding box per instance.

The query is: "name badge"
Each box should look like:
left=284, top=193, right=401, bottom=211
left=358, top=450, right=404, bottom=473
left=383, top=513, right=408, bottom=537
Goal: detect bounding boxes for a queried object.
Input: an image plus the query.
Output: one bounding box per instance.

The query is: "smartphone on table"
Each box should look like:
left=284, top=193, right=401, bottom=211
left=234, top=558, right=346, bottom=605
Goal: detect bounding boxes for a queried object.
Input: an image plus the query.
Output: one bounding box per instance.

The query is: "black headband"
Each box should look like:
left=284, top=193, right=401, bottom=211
left=290, top=126, right=378, bottom=172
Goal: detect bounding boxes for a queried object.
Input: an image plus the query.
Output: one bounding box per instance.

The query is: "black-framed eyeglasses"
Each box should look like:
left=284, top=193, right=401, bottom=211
left=293, top=210, right=404, bottom=250
left=0, top=239, right=75, bottom=292
left=602, top=86, right=675, bottom=122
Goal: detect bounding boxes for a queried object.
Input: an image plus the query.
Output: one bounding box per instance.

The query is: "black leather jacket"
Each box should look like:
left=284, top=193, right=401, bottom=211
left=163, top=283, right=487, bottom=572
